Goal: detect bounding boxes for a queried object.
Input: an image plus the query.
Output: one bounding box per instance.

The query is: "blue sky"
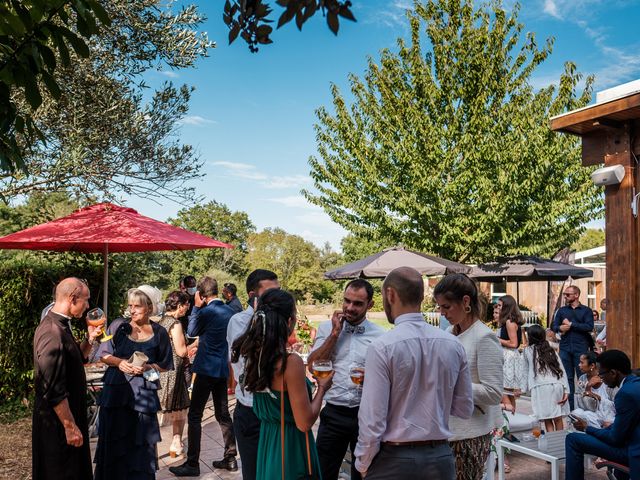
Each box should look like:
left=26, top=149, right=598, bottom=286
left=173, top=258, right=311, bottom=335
left=128, top=0, right=640, bottom=250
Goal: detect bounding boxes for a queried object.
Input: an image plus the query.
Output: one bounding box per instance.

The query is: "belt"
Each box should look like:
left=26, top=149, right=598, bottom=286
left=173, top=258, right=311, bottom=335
left=382, top=439, right=447, bottom=448
left=326, top=403, right=360, bottom=414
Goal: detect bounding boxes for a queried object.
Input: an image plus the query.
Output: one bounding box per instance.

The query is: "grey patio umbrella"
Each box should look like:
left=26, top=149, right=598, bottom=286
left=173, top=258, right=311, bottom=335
left=469, top=255, right=593, bottom=282
left=324, top=246, right=471, bottom=280
left=469, top=255, right=593, bottom=323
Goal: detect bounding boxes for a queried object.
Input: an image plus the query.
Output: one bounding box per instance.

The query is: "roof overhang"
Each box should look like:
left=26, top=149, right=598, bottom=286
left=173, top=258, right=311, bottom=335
left=550, top=92, right=640, bottom=136
left=550, top=87, right=640, bottom=166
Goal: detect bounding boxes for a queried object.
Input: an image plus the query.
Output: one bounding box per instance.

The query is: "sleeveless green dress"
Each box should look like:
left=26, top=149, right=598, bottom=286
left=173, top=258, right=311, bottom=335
left=253, top=379, right=322, bottom=480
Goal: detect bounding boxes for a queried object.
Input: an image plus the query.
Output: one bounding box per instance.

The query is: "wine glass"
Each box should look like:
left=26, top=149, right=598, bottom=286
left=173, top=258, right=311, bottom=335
left=86, top=308, right=113, bottom=342
left=311, top=360, right=333, bottom=379
left=349, top=364, right=365, bottom=388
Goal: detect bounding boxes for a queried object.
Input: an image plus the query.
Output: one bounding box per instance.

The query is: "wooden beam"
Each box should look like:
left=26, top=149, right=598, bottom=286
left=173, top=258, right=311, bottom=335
left=582, top=131, right=607, bottom=166
left=592, top=118, right=625, bottom=130
left=604, top=123, right=640, bottom=364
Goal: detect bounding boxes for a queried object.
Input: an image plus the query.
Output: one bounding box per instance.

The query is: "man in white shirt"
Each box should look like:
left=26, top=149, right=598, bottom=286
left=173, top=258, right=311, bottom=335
left=308, top=279, right=384, bottom=480
left=355, top=267, right=474, bottom=479
left=226, top=269, right=279, bottom=480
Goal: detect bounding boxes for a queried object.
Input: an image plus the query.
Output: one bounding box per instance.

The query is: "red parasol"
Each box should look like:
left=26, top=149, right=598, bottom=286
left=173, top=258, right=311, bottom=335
left=0, top=202, right=233, bottom=314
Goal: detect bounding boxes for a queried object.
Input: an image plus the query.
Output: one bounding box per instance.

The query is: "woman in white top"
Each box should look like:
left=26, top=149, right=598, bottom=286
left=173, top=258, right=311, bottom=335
left=434, top=274, right=503, bottom=480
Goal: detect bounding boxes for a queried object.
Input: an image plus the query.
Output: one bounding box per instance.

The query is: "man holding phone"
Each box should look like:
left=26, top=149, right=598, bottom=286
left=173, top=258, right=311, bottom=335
left=565, top=350, right=640, bottom=479
left=169, top=276, right=237, bottom=477
left=307, top=279, right=384, bottom=480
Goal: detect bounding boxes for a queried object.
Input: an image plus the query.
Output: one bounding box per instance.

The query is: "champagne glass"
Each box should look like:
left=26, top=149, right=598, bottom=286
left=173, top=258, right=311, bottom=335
left=349, top=364, right=365, bottom=388
left=311, top=360, right=333, bottom=379
left=86, top=308, right=113, bottom=342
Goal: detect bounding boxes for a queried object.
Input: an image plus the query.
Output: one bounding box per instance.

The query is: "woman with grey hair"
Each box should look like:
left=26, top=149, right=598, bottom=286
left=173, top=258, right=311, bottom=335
left=94, top=286, right=174, bottom=479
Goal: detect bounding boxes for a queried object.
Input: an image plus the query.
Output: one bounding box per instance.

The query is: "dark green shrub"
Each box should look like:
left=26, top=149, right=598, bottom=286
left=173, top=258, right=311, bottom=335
left=0, top=251, right=160, bottom=402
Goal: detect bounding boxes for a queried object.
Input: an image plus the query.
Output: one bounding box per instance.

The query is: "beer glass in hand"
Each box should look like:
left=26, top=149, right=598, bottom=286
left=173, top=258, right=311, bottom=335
left=349, top=364, right=365, bottom=389
left=312, top=360, right=333, bottom=379
left=86, top=308, right=113, bottom=342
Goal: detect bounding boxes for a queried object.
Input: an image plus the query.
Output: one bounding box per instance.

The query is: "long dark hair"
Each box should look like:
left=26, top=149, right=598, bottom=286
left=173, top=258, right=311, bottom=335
left=231, top=289, right=295, bottom=392
left=528, top=324, right=563, bottom=379
left=499, top=295, right=524, bottom=326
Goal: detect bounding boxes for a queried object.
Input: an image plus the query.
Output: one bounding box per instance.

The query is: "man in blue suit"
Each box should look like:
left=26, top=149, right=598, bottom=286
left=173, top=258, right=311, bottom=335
left=565, top=349, right=640, bottom=479
left=552, top=285, right=594, bottom=409
left=170, top=276, right=237, bottom=477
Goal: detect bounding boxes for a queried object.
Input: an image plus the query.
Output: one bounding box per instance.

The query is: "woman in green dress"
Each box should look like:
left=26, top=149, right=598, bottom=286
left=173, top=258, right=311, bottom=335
left=231, top=289, right=333, bottom=480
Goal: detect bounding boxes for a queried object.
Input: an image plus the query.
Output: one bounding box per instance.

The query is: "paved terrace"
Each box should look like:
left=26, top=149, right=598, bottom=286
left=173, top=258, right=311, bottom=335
left=89, top=394, right=609, bottom=479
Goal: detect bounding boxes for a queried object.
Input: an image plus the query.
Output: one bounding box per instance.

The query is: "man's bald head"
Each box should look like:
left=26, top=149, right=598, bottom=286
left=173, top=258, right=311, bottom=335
left=53, top=277, right=90, bottom=318
left=55, top=277, right=88, bottom=302
left=383, top=267, right=424, bottom=307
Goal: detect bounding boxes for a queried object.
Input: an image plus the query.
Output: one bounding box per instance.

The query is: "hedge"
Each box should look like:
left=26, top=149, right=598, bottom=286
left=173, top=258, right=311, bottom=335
left=0, top=253, right=147, bottom=402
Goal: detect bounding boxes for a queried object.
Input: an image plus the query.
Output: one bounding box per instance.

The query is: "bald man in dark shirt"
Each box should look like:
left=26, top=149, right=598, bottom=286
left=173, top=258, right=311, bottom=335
left=32, top=277, right=100, bottom=480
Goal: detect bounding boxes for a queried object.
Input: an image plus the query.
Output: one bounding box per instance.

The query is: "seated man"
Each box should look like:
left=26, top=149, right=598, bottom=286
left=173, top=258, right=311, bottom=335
left=565, top=350, right=640, bottom=479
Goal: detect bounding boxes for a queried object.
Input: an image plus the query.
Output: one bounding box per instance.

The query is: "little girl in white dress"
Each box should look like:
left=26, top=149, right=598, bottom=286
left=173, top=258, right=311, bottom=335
left=521, top=324, right=570, bottom=433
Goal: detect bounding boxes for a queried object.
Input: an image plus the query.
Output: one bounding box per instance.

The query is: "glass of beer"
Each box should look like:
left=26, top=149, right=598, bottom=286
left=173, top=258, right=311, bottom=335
left=312, top=360, right=333, bottom=379
left=349, top=364, right=365, bottom=388
left=86, top=308, right=113, bottom=342
left=532, top=425, right=542, bottom=438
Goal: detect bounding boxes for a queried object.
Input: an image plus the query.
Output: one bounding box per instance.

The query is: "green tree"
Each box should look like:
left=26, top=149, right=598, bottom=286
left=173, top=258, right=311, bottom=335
left=245, top=228, right=327, bottom=301
left=304, top=0, right=603, bottom=263
left=340, top=234, right=384, bottom=263
left=0, top=0, right=110, bottom=173
left=1, top=1, right=213, bottom=202
left=0, top=190, right=83, bottom=235
left=572, top=228, right=605, bottom=252
left=169, top=201, right=256, bottom=279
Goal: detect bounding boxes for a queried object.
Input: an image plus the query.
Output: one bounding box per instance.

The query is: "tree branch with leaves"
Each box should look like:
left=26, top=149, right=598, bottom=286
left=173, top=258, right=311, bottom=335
left=223, top=0, right=355, bottom=52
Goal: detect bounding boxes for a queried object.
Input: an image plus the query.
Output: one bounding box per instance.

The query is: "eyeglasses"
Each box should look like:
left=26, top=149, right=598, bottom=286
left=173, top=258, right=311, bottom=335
left=598, top=369, right=611, bottom=377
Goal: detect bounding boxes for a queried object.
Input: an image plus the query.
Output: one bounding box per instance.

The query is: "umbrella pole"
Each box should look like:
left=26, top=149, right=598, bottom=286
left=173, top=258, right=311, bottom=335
left=516, top=281, right=520, bottom=304
left=103, top=244, right=109, bottom=318
left=546, top=281, right=551, bottom=328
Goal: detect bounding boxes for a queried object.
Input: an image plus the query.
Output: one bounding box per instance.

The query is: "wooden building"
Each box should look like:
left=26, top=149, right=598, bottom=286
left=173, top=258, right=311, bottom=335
left=551, top=80, right=640, bottom=364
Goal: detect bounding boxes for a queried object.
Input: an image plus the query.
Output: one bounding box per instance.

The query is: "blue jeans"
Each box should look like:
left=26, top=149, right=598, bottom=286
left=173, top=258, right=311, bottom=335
left=565, top=432, right=628, bottom=480
left=559, top=349, right=583, bottom=409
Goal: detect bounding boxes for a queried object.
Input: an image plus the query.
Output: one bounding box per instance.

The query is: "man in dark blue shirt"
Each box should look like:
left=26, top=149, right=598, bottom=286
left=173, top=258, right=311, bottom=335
left=170, top=276, right=237, bottom=477
left=552, top=285, right=594, bottom=409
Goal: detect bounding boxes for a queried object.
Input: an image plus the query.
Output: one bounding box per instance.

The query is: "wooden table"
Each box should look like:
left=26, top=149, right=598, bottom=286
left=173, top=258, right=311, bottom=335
left=497, top=430, right=570, bottom=480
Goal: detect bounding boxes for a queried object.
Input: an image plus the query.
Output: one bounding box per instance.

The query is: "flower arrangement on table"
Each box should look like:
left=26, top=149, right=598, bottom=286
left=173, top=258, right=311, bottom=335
left=490, top=411, right=512, bottom=454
